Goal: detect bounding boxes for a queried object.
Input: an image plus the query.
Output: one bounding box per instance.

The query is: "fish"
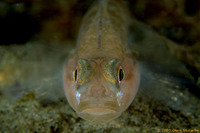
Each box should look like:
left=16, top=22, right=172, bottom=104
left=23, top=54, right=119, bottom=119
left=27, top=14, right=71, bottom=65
left=63, top=0, right=140, bottom=124
left=0, top=0, right=199, bottom=131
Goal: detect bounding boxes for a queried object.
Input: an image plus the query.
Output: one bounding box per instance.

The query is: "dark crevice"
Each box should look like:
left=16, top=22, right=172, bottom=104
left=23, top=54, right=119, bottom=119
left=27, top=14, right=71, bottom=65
left=185, top=0, right=200, bottom=16
left=0, top=7, right=41, bottom=45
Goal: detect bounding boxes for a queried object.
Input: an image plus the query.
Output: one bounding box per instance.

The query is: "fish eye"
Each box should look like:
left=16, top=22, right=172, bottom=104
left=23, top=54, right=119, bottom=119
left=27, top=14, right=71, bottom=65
left=73, top=67, right=78, bottom=82
left=118, top=66, right=124, bottom=82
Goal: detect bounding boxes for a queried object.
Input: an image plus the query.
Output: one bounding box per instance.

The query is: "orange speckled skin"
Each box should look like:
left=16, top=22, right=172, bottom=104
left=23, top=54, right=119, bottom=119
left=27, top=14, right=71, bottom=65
left=63, top=0, right=140, bottom=124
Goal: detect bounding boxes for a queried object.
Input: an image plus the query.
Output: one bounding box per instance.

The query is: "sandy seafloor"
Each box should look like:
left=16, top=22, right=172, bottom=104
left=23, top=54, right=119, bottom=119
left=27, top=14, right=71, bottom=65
left=0, top=0, right=200, bottom=132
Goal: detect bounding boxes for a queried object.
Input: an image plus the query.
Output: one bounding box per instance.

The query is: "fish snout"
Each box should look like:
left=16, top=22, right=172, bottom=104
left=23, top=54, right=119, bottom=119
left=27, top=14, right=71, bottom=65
left=88, top=80, right=115, bottom=99
left=90, top=85, right=106, bottom=98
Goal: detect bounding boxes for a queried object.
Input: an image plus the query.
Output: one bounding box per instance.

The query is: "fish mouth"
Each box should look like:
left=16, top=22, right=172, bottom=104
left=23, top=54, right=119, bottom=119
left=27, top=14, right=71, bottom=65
left=76, top=101, right=121, bottom=124
left=81, top=107, right=117, bottom=115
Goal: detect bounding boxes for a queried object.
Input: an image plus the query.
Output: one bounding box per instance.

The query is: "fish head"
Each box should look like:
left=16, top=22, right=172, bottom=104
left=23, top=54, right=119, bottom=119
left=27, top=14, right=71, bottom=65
left=63, top=55, right=140, bottom=123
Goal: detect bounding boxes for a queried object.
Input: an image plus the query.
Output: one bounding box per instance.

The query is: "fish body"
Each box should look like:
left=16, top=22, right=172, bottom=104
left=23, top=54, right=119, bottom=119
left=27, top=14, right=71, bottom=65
left=63, top=0, right=140, bottom=124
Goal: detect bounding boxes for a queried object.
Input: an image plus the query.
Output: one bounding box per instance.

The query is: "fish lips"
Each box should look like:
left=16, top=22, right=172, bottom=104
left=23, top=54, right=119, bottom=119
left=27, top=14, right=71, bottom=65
left=76, top=101, right=121, bottom=123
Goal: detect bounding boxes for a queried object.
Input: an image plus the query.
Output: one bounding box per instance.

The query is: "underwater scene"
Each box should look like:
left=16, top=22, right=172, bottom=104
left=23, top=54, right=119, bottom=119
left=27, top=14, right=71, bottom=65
left=0, top=0, right=200, bottom=132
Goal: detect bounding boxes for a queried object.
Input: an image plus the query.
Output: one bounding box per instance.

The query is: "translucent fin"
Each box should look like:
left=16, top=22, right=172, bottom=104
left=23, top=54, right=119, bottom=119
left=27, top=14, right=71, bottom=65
left=130, top=19, right=200, bottom=114
left=139, top=61, right=199, bottom=114
left=0, top=41, right=74, bottom=102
